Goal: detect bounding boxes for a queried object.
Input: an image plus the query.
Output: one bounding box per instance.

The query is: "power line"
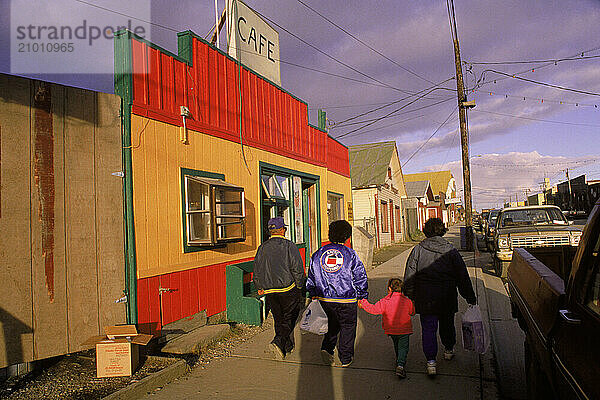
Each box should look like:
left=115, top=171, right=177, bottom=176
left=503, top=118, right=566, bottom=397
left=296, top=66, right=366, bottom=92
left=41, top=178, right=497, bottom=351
left=465, top=54, right=600, bottom=66
left=71, top=0, right=179, bottom=32
left=331, top=96, right=455, bottom=129
left=294, top=0, right=435, bottom=85
left=253, top=8, right=425, bottom=95
left=402, top=105, right=459, bottom=167
left=471, top=109, right=600, bottom=127
left=470, top=45, right=600, bottom=91
left=330, top=77, right=455, bottom=127
left=479, top=69, right=600, bottom=96
left=335, top=87, right=455, bottom=139
left=473, top=90, right=599, bottom=108
left=338, top=114, right=427, bottom=139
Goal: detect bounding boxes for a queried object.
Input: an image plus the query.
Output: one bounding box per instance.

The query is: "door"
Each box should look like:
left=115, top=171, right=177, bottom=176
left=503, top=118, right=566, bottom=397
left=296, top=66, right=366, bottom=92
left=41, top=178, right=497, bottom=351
left=303, top=182, right=320, bottom=263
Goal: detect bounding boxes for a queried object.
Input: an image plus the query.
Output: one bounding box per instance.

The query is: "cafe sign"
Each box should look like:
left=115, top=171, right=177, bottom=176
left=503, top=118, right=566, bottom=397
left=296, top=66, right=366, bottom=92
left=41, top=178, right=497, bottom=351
left=227, top=0, right=281, bottom=86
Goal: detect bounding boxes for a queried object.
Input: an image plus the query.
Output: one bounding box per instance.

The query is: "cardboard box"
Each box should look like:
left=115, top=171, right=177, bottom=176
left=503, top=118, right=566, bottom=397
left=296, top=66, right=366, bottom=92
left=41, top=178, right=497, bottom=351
left=83, top=325, right=153, bottom=378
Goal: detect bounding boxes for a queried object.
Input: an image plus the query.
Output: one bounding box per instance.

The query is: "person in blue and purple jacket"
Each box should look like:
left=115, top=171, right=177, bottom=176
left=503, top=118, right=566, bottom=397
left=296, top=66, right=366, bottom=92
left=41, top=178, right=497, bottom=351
left=306, top=220, right=368, bottom=367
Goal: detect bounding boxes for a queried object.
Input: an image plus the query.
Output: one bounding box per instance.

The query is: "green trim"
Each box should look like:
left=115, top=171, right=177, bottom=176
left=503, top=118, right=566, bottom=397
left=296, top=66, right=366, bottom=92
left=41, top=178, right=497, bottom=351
left=327, top=190, right=344, bottom=198
left=259, top=162, right=320, bottom=181
left=180, top=167, right=225, bottom=253
left=114, top=29, right=137, bottom=324
left=308, top=123, right=327, bottom=134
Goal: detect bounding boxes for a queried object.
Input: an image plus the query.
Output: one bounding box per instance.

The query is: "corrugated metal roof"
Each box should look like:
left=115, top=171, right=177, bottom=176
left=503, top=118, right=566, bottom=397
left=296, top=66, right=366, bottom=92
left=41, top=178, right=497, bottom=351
left=348, top=142, right=396, bottom=188
left=405, top=180, right=430, bottom=197
left=403, top=170, right=453, bottom=196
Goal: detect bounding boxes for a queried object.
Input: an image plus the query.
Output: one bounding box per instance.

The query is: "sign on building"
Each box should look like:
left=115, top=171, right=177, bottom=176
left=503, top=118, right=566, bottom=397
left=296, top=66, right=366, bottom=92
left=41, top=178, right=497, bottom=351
left=227, top=0, right=281, bottom=86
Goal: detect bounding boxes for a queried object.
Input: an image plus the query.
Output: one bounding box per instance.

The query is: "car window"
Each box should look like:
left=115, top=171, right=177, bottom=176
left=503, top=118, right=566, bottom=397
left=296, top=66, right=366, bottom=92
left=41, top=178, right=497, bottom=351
left=547, top=208, right=568, bottom=224
left=500, top=209, right=550, bottom=227
left=585, top=235, right=600, bottom=317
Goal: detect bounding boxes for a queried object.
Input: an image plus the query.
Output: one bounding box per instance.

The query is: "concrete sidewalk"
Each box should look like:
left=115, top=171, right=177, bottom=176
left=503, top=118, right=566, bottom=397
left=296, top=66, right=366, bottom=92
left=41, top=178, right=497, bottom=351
left=140, top=231, right=500, bottom=400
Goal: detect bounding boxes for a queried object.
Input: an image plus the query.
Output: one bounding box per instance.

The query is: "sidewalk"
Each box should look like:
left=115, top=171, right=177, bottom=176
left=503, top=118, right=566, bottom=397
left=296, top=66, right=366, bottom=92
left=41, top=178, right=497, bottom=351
left=140, top=229, right=500, bottom=400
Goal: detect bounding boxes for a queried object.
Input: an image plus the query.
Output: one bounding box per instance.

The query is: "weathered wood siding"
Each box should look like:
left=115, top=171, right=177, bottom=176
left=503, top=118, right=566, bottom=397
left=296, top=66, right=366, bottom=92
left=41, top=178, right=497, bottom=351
left=0, top=74, right=125, bottom=368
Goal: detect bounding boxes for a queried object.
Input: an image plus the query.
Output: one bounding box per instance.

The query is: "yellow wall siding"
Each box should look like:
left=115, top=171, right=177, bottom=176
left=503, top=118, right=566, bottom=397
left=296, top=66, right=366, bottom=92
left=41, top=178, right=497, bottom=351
left=131, top=115, right=351, bottom=279
left=352, top=188, right=377, bottom=223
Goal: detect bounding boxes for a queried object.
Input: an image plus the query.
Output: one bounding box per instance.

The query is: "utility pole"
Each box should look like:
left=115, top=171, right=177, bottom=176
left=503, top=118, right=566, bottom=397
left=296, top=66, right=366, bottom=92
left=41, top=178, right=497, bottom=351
left=448, top=0, right=475, bottom=250
left=524, top=188, right=530, bottom=205
left=565, top=168, right=573, bottom=212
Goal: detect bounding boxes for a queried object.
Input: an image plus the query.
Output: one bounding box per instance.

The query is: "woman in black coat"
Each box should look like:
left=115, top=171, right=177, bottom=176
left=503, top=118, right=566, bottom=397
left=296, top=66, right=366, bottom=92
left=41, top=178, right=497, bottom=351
left=403, top=218, right=476, bottom=376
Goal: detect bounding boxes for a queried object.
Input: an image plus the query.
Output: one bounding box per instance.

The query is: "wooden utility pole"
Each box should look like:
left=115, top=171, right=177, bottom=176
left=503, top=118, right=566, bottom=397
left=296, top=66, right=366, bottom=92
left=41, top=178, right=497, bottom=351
left=448, top=0, right=475, bottom=250
left=565, top=168, right=573, bottom=212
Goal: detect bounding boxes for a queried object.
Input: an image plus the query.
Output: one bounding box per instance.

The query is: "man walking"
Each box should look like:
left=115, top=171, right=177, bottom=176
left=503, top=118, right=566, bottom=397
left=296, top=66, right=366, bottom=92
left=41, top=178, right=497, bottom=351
left=254, top=217, right=305, bottom=359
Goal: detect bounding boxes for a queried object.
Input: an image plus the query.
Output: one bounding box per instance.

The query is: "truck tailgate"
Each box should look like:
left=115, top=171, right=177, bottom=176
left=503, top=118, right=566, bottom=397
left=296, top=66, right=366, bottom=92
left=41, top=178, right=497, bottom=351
left=507, top=248, right=566, bottom=339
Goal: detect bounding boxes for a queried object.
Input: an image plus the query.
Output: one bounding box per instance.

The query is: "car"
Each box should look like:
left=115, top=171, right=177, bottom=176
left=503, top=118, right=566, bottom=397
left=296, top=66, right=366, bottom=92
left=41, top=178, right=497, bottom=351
left=484, top=209, right=500, bottom=251
left=493, top=205, right=582, bottom=277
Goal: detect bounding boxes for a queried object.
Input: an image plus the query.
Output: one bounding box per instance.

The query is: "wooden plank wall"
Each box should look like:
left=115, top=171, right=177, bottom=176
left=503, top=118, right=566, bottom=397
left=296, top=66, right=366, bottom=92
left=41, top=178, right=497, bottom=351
left=0, top=74, right=126, bottom=368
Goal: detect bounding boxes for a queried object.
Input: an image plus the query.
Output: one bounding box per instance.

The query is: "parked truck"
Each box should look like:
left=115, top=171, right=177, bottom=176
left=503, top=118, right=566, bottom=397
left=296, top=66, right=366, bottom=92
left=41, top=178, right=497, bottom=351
left=507, top=199, right=600, bottom=399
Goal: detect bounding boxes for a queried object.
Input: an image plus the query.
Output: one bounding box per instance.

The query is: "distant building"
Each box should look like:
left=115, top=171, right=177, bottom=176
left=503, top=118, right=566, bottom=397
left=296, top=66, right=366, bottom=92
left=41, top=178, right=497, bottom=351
left=403, top=170, right=458, bottom=225
left=404, top=180, right=435, bottom=231
left=349, top=141, right=407, bottom=247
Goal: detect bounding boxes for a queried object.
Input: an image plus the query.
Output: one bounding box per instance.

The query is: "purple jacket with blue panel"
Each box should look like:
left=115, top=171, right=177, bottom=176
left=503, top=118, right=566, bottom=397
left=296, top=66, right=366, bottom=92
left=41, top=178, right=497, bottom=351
left=306, top=243, right=368, bottom=303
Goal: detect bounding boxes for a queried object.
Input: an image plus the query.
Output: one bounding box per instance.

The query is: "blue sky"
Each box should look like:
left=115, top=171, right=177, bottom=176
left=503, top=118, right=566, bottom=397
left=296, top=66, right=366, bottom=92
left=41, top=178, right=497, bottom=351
left=1, top=0, right=599, bottom=209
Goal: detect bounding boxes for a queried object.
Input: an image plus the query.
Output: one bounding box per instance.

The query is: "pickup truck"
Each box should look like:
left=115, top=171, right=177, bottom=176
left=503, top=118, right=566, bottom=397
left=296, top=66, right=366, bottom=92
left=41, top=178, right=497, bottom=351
left=493, top=205, right=582, bottom=278
left=507, top=199, right=600, bottom=399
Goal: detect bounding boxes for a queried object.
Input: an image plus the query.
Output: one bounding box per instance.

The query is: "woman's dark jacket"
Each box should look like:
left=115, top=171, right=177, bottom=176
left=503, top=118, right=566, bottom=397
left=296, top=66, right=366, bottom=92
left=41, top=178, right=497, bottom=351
left=403, top=236, right=476, bottom=315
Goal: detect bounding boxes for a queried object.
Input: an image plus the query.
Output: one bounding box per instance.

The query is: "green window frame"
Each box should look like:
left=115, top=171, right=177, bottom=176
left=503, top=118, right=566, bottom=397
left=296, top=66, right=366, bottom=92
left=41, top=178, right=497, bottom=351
left=181, top=168, right=246, bottom=252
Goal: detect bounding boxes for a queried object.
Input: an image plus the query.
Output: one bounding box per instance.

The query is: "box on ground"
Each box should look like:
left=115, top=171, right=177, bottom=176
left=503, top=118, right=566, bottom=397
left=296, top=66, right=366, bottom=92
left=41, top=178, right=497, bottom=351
left=82, top=325, right=153, bottom=378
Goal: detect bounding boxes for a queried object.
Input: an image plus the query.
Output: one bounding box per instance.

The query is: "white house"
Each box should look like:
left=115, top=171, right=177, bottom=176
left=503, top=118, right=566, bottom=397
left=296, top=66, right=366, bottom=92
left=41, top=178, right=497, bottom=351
left=349, top=142, right=407, bottom=247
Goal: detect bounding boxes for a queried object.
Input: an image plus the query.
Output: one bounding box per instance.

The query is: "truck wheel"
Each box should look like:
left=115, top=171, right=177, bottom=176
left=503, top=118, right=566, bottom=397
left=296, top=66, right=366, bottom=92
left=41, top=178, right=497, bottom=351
left=524, top=340, right=556, bottom=400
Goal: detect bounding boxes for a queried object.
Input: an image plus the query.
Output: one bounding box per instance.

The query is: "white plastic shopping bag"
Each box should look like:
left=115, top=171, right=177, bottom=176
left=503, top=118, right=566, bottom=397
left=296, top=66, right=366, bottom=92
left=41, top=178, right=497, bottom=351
left=461, top=304, right=489, bottom=354
left=300, top=300, right=328, bottom=335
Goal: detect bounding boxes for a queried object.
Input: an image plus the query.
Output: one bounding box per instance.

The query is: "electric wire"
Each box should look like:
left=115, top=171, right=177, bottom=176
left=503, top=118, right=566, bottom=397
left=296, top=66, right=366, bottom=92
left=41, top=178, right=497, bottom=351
left=294, top=0, right=436, bottom=85
left=471, top=109, right=600, bottom=128
left=252, top=8, right=425, bottom=95
left=402, top=105, right=459, bottom=167
left=478, top=69, right=600, bottom=96
left=331, top=96, right=455, bottom=129
left=335, top=88, right=456, bottom=139
left=466, top=54, right=600, bottom=65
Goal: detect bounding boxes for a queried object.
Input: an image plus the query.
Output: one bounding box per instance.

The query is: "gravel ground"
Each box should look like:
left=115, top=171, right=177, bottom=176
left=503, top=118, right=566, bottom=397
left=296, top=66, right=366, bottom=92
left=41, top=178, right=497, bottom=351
left=0, top=322, right=271, bottom=400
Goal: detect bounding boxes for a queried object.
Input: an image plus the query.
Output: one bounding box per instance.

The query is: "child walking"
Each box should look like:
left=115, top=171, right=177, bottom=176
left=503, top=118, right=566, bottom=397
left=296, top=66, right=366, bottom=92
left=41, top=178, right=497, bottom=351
left=358, top=278, right=415, bottom=378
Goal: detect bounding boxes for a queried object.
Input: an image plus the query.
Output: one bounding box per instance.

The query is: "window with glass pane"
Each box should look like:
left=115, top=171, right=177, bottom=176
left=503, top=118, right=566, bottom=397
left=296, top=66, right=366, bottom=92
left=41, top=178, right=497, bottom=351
left=381, top=201, right=389, bottom=232
left=184, top=175, right=246, bottom=246
left=327, top=193, right=343, bottom=225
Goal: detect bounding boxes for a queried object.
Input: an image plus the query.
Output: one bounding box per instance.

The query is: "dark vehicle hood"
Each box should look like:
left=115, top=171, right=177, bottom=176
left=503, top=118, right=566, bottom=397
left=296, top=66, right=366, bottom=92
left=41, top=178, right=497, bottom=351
left=496, top=225, right=582, bottom=235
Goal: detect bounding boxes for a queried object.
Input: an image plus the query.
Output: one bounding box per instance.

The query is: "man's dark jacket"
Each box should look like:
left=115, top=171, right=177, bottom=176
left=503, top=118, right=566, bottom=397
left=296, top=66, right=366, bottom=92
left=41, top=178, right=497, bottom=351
left=403, top=236, right=476, bottom=315
left=253, top=235, right=305, bottom=293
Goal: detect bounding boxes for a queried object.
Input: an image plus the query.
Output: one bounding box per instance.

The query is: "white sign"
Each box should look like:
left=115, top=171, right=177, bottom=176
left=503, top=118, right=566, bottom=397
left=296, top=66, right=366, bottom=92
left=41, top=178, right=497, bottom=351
left=293, top=176, right=303, bottom=243
left=227, top=0, right=281, bottom=86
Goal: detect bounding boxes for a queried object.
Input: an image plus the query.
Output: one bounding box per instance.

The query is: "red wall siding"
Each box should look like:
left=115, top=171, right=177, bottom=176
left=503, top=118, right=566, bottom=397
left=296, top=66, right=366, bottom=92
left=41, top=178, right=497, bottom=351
left=137, top=258, right=255, bottom=335
left=128, top=34, right=349, bottom=173
left=327, top=137, right=351, bottom=177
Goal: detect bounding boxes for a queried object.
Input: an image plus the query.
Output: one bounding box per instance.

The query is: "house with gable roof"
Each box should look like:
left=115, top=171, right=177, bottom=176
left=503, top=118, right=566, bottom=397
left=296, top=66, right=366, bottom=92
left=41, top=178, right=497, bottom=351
left=348, top=142, right=407, bottom=247
left=404, top=180, right=436, bottom=231
left=403, top=170, right=459, bottom=226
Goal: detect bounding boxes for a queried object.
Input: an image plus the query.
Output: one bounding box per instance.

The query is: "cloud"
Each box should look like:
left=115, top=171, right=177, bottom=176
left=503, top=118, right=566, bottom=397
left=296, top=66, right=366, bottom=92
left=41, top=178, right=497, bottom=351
left=424, top=151, right=599, bottom=209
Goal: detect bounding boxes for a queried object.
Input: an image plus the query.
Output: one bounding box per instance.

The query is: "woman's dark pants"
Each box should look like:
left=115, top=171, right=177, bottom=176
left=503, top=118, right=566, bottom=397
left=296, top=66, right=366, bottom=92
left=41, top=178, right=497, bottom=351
left=319, top=301, right=358, bottom=364
left=420, top=313, right=456, bottom=361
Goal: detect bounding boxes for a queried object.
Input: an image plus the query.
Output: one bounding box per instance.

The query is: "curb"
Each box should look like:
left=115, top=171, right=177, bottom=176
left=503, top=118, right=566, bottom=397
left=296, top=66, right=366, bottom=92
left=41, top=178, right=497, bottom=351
left=102, top=358, right=188, bottom=400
